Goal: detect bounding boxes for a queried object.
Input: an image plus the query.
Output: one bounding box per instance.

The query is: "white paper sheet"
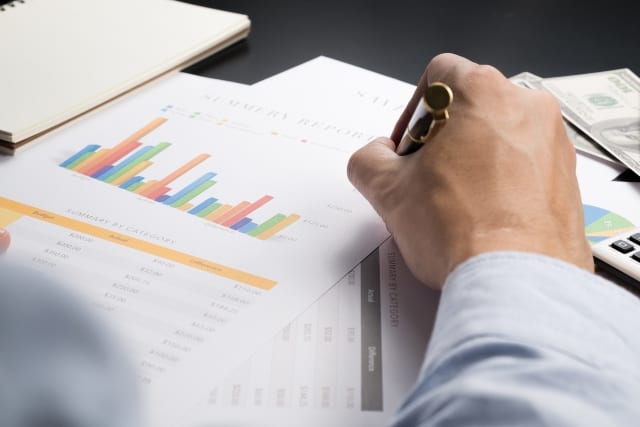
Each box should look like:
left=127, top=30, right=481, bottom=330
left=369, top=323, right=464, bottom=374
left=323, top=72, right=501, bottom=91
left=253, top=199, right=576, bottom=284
left=1, top=54, right=637, bottom=427
left=184, top=238, right=439, bottom=427
left=184, top=56, right=640, bottom=426
left=0, top=72, right=396, bottom=425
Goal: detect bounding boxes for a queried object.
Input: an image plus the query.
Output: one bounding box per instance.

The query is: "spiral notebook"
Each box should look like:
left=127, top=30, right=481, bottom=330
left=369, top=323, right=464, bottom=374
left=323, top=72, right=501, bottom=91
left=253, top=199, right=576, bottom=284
left=0, top=0, right=250, bottom=154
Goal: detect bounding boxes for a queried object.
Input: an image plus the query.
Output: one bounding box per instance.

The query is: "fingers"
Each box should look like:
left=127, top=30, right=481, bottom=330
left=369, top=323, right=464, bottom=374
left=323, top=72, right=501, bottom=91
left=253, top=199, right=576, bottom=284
left=0, top=228, right=10, bottom=253
left=347, top=137, right=398, bottom=209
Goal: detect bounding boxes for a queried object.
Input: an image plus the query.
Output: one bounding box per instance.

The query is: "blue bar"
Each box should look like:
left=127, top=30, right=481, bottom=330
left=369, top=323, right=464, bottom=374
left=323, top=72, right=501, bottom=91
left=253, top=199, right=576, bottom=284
left=59, top=144, right=100, bottom=168
left=156, top=195, right=170, bottom=203
left=120, top=176, right=144, bottom=189
left=92, top=165, right=113, bottom=178
left=231, top=217, right=252, bottom=230
left=188, top=197, right=218, bottom=215
left=96, top=146, right=153, bottom=181
left=238, top=221, right=258, bottom=234
left=162, top=172, right=217, bottom=205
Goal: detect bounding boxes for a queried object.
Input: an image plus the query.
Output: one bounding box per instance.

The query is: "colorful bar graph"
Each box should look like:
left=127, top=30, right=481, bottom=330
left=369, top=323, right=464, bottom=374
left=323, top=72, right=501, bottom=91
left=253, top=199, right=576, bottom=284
left=140, top=153, right=210, bottom=198
left=221, top=195, right=274, bottom=227
left=214, top=201, right=251, bottom=224
left=168, top=179, right=216, bottom=208
left=103, top=143, right=171, bottom=183
left=255, top=214, right=301, bottom=240
left=188, top=197, right=218, bottom=215
left=206, top=204, right=232, bottom=221
left=197, top=202, right=223, bottom=218
left=59, top=117, right=300, bottom=239
left=60, top=144, right=100, bottom=168
left=82, top=140, right=142, bottom=177
left=112, top=161, right=153, bottom=186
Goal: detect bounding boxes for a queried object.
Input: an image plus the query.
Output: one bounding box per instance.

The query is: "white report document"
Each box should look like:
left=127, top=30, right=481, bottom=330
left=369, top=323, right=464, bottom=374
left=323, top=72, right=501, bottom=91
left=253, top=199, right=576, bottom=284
left=185, top=238, right=439, bottom=427
left=0, top=71, right=401, bottom=425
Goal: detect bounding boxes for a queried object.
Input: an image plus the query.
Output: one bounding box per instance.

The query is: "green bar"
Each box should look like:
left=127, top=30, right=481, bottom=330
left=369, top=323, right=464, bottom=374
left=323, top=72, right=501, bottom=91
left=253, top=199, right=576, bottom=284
left=66, top=152, right=95, bottom=170
left=105, top=142, right=171, bottom=183
left=169, top=180, right=216, bottom=208
left=127, top=181, right=145, bottom=192
left=196, top=202, right=223, bottom=218
left=247, top=213, right=286, bottom=237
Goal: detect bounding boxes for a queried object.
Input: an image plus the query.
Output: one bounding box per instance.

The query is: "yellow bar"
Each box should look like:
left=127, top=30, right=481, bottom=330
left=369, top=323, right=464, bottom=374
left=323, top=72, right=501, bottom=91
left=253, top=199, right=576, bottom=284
left=134, top=180, right=158, bottom=195
left=256, top=214, right=301, bottom=240
left=0, top=196, right=276, bottom=290
left=0, top=206, right=22, bottom=227
left=178, top=203, right=193, bottom=211
left=73, top=148, right=110, bottom=173
left=214, top=201, right=250, bottom=224
left=206, top=204, right=232, bottom=221
left=110, top=161, right=153, bottom=186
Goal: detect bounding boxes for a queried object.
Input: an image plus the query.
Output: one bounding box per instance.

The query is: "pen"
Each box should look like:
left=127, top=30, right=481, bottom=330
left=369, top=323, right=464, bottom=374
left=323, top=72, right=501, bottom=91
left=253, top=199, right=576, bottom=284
left=396, top=82, right=453, bottom=155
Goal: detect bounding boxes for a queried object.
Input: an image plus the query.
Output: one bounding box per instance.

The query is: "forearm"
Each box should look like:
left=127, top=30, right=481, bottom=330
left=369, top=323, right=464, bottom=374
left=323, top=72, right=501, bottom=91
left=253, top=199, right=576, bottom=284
left=392, top=252, right=640, bottom=427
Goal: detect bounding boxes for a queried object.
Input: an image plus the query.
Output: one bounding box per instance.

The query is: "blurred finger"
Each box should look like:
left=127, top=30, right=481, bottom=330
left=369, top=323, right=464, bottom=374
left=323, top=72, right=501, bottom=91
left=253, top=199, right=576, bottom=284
left=0, top=228, right=10, bottom=253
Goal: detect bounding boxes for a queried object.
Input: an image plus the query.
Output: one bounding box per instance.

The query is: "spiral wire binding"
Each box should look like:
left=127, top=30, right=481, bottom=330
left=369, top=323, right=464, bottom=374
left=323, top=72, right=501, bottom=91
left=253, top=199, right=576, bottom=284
left=0, top=0, right=25, bottom=12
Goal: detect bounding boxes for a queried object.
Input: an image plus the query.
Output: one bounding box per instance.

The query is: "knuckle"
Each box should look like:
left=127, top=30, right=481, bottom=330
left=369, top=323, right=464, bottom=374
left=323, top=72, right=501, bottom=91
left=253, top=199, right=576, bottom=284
left=535, top=90, right=563, bottom=119
left=466, top=64, right=504, bottom=86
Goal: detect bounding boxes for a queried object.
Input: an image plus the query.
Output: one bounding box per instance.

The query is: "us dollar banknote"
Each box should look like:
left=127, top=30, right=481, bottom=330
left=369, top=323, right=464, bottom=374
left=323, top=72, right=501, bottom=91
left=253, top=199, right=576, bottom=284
left=537, top=69, right=640, bottom=175
left=510, top=72, right=621, bottom=166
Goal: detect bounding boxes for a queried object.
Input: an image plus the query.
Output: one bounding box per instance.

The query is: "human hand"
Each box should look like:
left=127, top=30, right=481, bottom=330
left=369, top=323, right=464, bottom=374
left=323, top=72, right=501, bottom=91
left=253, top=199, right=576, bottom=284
left=348, top=53, right=593, bottom=289
left=0, top=227, right=10, bottom=253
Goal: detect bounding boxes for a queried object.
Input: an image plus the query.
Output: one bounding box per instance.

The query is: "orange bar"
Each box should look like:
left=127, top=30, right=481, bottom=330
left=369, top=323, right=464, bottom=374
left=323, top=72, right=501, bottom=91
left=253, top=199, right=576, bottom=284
left=110, top=161, right=153, bottom=186
left=74, top=118, right=166, bottom=175
left=122, top=117, right=167, bottom=143
left=134, top=180, right=158, bottom=195
left=221, top=195, right=274, bottom=227
left=178, top=203, right=193, bottom=211
left=256, top=214, right=301, bottom=240
left=82, top=140, right=142, bottom=177
left=206, top=204, right=232, bottom=221
left=0, top=196, right=276, bottom=290
left=73, top=148, right=110, bottom=173
left=145, top=186, right=171, bottom=201
left=139, top=153, right=210, bottom=197
left=214, top=201, right=251, bottom=224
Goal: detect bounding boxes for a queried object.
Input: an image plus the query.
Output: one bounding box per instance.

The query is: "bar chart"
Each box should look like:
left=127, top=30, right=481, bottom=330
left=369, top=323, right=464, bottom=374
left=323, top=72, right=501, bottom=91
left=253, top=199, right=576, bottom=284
left=59, top=117, right=300, bottom=240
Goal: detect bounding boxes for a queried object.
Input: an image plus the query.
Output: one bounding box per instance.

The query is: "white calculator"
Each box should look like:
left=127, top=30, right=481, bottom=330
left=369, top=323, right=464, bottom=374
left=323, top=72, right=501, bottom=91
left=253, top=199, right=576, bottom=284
left=592, top=227, right=640, bottom=290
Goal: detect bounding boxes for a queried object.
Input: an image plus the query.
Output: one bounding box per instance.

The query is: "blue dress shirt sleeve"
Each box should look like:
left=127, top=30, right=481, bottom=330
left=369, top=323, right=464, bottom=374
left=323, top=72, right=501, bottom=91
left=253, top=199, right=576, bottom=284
left=392, top=251, right=640, bottom=427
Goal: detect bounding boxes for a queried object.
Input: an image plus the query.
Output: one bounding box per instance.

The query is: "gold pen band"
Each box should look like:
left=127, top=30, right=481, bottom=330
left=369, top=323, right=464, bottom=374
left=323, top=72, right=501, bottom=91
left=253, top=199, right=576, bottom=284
left=396, top=82, right=453, bottom=155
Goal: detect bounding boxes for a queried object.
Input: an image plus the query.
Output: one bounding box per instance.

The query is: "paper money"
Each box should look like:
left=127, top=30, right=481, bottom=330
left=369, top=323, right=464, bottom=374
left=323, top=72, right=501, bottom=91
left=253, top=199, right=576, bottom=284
left=539, top=69, right=640, bottom=175
left=510, top=72, right=621, bottom=165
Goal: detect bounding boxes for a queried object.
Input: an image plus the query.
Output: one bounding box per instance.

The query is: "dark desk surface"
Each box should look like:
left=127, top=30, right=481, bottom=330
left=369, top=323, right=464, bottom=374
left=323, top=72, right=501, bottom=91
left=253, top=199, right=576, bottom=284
left=183, top=0, right=640, bottom=85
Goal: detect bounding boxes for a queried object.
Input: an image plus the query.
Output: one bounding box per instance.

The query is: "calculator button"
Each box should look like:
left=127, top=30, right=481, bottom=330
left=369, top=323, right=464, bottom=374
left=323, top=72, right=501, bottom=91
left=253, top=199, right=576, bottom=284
left=629, top=233, right=640, bottom=245
left=611, top=240, right=634, bottom=254
left=632, top=252, right=640, bottom=263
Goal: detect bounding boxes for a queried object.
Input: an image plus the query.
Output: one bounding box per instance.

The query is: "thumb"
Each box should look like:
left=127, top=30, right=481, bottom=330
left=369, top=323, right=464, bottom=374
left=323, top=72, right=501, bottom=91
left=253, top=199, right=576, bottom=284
left=347, top=137, right=399, bottom=208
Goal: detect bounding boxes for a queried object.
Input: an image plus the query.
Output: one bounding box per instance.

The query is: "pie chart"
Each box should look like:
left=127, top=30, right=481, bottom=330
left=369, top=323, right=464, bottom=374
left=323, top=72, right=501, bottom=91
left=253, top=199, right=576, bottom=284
left=584, top=204, right=635, bottom=244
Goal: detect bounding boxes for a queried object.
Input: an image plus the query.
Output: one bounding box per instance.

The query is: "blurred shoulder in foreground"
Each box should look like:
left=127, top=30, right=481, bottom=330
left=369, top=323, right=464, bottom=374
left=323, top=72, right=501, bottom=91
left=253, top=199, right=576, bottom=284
left=0, top=263, right=139, bottom=427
